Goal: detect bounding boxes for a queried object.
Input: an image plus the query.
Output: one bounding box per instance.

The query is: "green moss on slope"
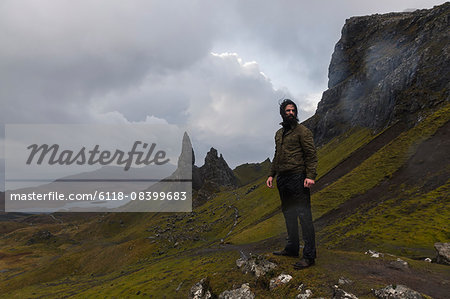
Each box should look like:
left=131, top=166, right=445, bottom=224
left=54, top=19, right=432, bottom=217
left=321, top=179, right=450, bottom=257
left=316, top=127, right=374, bottom=180
left=233, top=159, right=272, bottom=186
left=312, top=103, right=450, bottom=219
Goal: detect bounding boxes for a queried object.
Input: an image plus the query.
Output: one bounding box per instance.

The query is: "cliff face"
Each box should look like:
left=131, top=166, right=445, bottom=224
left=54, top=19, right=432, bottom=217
left=305, top=3, right=450, bottom=146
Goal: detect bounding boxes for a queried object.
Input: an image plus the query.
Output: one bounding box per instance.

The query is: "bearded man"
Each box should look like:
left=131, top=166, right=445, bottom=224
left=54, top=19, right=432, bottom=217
left=266, top=99, right=318, bottom=270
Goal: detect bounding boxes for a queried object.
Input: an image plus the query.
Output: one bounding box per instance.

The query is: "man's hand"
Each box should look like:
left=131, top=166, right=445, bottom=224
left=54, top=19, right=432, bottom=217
left=266, top=176, right=274, bottom=188
left=304, top=178, right=315, bottom=188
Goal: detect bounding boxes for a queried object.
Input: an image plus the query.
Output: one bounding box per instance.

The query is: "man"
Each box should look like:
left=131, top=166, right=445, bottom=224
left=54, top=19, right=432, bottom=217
left=266, top=99, right=318, bottom=270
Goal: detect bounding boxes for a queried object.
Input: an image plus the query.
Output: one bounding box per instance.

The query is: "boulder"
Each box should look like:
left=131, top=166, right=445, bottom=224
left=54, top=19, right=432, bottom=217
left=434, top=242, right=450, bottom=265
left=236, top=254, right=277, bottom=278
left=333, top=285, right=358, bottom=299
left=189, top=277, right=213, bottom=299
left=365, top=250, right=384, bottom=258
left=373, top=284, right=423, bottom=299
left=269, top=274, right=292, bottom=289
left=338, top=277, right=353, bottom=285
left=218, top=283, right=255, bottom=299
left=296, top=289, right=313, bottom=299
left=26, top=230, right=54, bottom=245
left=388, top=258, right=409, bottom=270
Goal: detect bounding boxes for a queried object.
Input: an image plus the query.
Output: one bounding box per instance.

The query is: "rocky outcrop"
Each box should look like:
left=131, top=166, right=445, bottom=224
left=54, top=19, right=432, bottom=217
left=26, top=230, right=54, bottom=245
left=199, top=148, right=237, bottom=188
left=193, top=147, right=237, bottom=207
left=170, top=134, right=237, bottom=191
left=296, top=289, right=313, bottom=299
left=269, top=274, right=292, bottom=289
left=434, top=242, right=450, bottom=265
left=172, top=132, right=194, bottom=179
left=365, top=249, right=384, bottom=258
left=333, top=285, right=358, bottom=299
left=373, top=285, right=423, bottom=299
left=218, top=283, right=255, bottom=299
left=388, top=258, right=409, bottom=270
left=168, top=133, right=237, bottom=206
left=189, top=277, right=213, bottom=299
left=304, top=3, right=450, bottom=146
left=236, top=254, right=277, bottom=278
left=167, top=132, right=203, bottom=189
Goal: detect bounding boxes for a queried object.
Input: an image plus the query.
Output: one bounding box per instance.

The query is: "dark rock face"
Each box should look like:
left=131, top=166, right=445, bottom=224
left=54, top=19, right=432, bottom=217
left=193, top=147, right=237, bottom=207
left=172, top=134, right=237, bottom=191
left=169, top=133, right=237, bottom=206
left=170, top=132, right=194, bottom=181
left=199, top=148, right=237, bottom=188
left=304, top=3, right=450, bottom=146
left=169, top=132, right=203, bottom=190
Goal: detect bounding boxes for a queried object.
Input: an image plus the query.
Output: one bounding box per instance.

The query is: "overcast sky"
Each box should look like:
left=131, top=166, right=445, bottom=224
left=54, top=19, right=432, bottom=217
left=0, top=0, right=446, bottom=172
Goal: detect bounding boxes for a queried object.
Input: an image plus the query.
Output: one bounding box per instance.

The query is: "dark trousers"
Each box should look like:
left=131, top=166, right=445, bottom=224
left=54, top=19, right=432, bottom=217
left=277, top=173, right=316, bottom=260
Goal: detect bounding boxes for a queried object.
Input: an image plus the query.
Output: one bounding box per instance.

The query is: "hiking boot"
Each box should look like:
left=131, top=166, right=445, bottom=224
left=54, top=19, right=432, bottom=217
left=273, top=249, right=299, bottom=257
left=293, top=258, right=315, bottom=270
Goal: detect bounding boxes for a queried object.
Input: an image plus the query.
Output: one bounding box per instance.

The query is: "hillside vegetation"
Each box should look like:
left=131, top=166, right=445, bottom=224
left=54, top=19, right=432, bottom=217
left=1, top=103, right=449, bottom=298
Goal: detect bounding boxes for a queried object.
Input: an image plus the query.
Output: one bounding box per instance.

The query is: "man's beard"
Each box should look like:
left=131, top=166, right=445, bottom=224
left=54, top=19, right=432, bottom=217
left=282, top=114, right=298, bottom=126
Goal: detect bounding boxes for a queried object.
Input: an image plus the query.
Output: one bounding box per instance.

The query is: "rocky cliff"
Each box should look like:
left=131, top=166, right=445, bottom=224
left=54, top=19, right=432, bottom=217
left=199, top=148, right=237, bottom=188
left=193, top=147, right=237, bottom=207
left=305, top=3, right=450, bottom=146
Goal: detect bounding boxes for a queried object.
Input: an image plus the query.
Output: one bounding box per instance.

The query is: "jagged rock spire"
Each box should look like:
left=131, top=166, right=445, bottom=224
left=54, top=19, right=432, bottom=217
left=177, top=132, right=194, bottom=168
left=200, top=147, right=237, bottom=187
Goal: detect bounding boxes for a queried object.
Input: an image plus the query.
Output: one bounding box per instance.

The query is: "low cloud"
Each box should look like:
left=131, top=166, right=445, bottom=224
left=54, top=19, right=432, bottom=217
left=1, top=0, right=443, bottom=169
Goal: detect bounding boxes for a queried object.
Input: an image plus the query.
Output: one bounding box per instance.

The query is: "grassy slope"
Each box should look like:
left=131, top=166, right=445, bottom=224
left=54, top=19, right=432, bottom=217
left=1, top=104, right=449, bottom=298
left=233, top=158, right=272, bottom=187
left=321, top=179, right=450, bottom=256
left=313, top=104, right=450, bottom=256
left=316, top=127, right=374, bottom=180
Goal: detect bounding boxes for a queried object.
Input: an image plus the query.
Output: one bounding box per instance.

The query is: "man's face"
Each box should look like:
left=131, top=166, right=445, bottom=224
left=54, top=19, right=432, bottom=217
left=284, top=104, right=296, bottom=119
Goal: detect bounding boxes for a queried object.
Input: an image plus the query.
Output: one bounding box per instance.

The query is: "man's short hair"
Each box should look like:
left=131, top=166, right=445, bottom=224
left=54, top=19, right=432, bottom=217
left=279, top=99, right=298, bottom=117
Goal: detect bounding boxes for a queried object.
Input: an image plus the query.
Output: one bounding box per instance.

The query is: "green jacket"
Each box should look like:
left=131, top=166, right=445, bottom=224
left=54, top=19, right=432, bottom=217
left=269, top=122, right=317, bottom=180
